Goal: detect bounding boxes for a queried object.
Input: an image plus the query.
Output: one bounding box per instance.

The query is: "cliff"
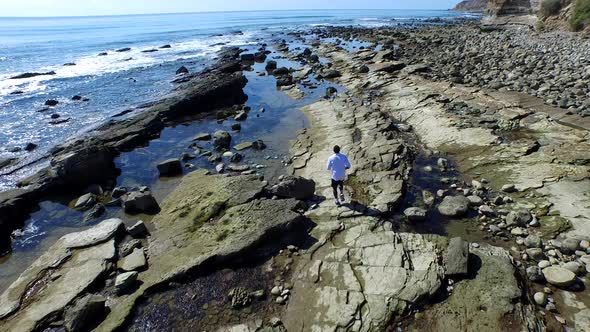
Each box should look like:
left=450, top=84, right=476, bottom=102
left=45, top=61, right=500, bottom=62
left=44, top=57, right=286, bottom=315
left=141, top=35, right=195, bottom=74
left=453, top=0, right=490, bottom=11
left=486, top=0, right=540, bottom=15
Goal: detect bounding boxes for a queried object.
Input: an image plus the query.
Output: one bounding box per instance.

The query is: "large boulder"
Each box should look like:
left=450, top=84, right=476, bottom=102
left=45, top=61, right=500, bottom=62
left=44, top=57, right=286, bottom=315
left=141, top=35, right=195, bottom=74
left=64, top=294, right=107, bottom=332
left=542, top=266, right=577, bottom=287
left=213, top=131, right=232, bottom=151
left=156, top=158, right=183, bottom=176
left=121, top=189, right=159, bottom=214
left=438, top=196, right=470, bottom=217
left=269, top=176, right=315, bottom=200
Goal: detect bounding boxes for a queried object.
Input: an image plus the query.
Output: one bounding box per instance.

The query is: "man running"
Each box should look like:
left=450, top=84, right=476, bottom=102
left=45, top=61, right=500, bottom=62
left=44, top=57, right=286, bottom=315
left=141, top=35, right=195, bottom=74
left=326, top=145, right=351, bottom=206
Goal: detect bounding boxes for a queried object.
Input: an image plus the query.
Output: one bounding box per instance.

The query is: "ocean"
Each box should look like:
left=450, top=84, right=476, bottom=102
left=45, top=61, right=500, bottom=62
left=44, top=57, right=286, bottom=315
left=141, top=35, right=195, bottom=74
left=0, top=9, right=476, bottom=190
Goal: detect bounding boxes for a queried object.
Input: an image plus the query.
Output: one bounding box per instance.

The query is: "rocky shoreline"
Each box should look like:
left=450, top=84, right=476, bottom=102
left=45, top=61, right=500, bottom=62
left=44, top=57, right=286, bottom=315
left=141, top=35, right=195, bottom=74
left=1, top=19, right=590, bottom=332
left=0, top=47, right=248, bottom=255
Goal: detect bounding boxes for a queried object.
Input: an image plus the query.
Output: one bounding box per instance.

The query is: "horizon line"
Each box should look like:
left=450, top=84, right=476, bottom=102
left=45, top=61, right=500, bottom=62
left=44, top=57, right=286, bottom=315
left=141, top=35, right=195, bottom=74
left=0, top=8, right=457, bottom=19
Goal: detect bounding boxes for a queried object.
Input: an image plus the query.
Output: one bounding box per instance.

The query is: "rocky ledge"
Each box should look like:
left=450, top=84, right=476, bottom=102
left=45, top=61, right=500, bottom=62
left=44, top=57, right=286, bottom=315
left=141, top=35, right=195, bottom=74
left=0, top=171, right=311, bottom=332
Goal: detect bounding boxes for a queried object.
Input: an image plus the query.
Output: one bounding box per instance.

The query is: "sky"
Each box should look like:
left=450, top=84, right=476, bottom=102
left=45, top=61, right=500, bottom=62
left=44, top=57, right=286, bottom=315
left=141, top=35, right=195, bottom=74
left=0, top=0, right=461, bottom=17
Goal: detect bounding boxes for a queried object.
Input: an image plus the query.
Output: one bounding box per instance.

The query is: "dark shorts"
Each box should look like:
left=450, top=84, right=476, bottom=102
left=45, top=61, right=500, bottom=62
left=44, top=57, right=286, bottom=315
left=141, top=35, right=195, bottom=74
left=331, top=179, right=344, bottom=189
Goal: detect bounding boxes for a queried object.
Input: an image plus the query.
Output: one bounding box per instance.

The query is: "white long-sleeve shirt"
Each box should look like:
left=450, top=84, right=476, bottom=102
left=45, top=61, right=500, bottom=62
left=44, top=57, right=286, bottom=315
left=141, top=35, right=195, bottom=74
left=326, top=153, right=351, bottom=181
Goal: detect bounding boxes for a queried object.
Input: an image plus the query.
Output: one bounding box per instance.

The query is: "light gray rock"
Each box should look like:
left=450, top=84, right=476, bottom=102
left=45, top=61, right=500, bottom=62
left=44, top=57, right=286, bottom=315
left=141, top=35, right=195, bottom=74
left=444, top=237, right=469, bottom=276
left=524, top=235, right=542, bottom=248
left=538, top=260, right=551, bottom=269
left=438, top=195, right=470, bottom=217
left=64, top=294, right=106, bottom=332
left=560, top=238, right=581, bottom=254
left=115, top=271, right=138, bottom=294
left=404, top=207, right=427, bottom=222
left=62, top=218, right=123, bottom=249
left=118, top=248, right=147, bottom=272
left=478, top=205, right=495, bottom=216
left=533, top=292, right=547, bottom=306
left=542, top=267, right=576, bottom=287
left=511, top=227, right=528, bottom=237
left=467, top=195, right=483, bottom=206
left=562, top=261, right=584, bottom=275
left=234, top=141, right=253, bottom=151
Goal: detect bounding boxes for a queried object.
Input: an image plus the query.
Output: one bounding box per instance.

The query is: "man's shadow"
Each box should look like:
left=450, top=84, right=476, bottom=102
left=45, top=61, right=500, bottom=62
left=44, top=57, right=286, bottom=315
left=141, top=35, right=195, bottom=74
left=311, top=195, right=381, bottom=216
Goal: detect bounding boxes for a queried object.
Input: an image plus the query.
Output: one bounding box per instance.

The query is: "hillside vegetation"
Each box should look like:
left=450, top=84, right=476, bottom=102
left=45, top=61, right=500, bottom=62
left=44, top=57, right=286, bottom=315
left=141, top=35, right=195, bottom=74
left=571, top=0, right=590, bottom=30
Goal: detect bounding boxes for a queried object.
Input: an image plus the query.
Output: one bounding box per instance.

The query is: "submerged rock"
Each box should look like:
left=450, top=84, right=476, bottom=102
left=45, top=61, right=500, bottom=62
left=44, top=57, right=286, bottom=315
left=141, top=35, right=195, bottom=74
left=213, top=130, right=232, bottom=151
left=176, top=66, right=189, bottom=75
left=45, top=99, right=59, bottom=106
left=193, top=132, right=211, bottom=141
left=157, top=158, right=183, bottom=176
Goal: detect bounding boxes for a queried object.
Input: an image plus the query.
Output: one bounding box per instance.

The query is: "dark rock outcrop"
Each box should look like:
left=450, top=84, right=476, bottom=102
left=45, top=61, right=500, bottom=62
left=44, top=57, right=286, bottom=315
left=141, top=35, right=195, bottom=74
left=64, top=294, right=107, bottom=332
left=10, top=71, right=56, bottom=80
left=269, top=176, right=316, bottom=200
